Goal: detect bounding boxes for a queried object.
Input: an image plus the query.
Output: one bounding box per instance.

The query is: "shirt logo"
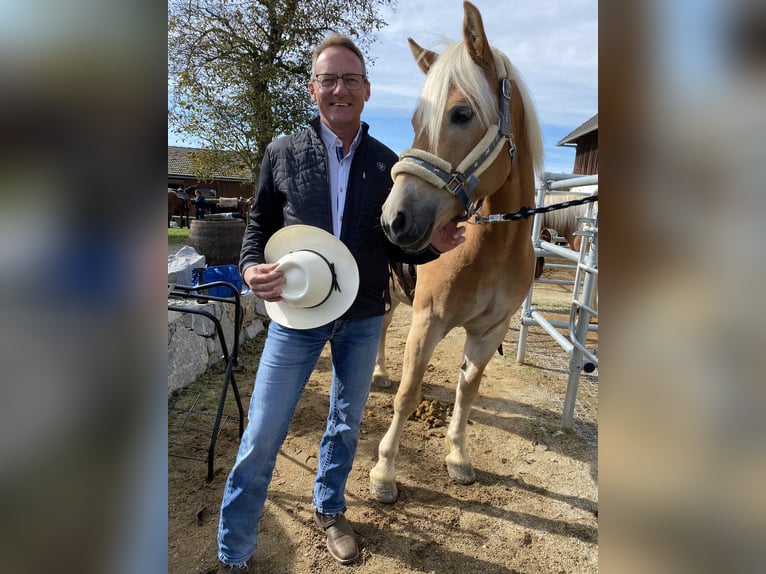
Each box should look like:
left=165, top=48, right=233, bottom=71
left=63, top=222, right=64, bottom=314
left=377, top=162, right=386, bottom=172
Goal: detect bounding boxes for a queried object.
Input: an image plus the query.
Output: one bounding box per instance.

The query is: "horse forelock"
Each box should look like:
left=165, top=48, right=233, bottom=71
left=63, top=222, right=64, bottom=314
left=414, top=42, right=497, bottom=154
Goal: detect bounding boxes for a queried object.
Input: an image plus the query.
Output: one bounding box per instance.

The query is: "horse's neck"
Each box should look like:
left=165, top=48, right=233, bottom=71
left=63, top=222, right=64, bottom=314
left=494, top=132, right=537, bottom=209
left=482, top=174, right=533, bottom=215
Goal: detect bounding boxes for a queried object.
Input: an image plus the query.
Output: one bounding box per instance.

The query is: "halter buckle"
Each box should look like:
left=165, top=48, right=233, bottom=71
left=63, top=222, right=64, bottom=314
left=445, top=174, right=465, bottom=196
left=471, top=213, right=505, bottom=225
left=502, top=77, right=512, bottom=100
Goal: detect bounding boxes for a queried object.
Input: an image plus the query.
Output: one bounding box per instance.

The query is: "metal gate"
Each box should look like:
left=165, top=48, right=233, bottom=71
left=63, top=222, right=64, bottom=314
left=516, top=174, right=599, bottom=441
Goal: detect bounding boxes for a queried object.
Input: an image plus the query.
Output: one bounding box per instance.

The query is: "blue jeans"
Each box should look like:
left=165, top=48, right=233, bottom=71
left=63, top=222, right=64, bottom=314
left=217, top=315, right=384, bottom=567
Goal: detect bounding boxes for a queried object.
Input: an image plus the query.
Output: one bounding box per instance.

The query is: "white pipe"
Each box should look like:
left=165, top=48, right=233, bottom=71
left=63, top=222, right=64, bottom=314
left=539, top=241, right=580, bottom=261
left=516, top=285, right=534, bottom=363
left=523, top=310, right=574, bottom=355
left=535, top=279, right=574, bottom=287
left=533, top=251, right=574, bottom=262
left=546, top=174, right=598, bottom=190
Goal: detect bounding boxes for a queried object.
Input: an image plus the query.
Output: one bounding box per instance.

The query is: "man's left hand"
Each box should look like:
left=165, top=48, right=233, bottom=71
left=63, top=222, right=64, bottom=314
left=430, top=220, right=466, bottom=253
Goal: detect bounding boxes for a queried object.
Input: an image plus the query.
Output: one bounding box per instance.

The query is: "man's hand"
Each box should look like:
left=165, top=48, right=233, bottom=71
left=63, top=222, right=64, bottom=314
left=430, top=219, right=467, bottom=253
left=243, top=263, right=286, bottom=302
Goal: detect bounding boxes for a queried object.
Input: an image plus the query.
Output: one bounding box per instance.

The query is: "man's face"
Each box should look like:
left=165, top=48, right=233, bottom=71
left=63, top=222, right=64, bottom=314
left=308, top=46, right=370, bottom=134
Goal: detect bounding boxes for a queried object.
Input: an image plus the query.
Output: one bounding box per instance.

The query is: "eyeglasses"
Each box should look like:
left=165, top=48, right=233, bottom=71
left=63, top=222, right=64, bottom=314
left=313, top=73, right=367, bottom=90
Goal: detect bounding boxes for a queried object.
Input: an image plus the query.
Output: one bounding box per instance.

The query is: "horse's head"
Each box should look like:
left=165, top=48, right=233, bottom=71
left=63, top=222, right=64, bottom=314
left=381, top=1, right=542, bottom=252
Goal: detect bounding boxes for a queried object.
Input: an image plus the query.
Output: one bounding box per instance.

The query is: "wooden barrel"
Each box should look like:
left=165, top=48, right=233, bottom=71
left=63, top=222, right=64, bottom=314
left=188, top=217, right=246, bottom=267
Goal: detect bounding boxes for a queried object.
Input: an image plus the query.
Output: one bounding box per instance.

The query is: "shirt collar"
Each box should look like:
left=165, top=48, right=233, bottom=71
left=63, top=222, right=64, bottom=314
left=319, top=122, right=363, bottom=156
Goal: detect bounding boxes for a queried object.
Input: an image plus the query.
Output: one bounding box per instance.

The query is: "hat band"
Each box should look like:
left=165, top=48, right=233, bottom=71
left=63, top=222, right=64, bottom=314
left=301, top=249, right=341, bottom=309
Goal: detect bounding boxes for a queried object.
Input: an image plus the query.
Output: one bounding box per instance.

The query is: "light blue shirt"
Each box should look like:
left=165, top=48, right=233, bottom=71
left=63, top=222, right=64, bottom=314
left=319, top=122, right=362, bottom=238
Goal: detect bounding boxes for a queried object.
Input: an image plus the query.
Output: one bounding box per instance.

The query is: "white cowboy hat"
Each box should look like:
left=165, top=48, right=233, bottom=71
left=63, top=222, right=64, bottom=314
left=263, top=225, right=359, bottom=329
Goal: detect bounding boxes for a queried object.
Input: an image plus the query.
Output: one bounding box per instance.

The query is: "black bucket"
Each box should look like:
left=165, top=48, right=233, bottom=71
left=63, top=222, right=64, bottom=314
left=188, top=218, right=246, bottom=267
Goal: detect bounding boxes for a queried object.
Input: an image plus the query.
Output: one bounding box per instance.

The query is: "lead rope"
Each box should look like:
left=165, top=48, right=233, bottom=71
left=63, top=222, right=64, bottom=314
left=469, top=193, right=598, bottom=225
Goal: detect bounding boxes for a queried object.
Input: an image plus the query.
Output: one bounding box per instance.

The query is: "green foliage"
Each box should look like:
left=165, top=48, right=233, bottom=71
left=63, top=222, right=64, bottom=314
left=168, top=0, right=397, bottom=183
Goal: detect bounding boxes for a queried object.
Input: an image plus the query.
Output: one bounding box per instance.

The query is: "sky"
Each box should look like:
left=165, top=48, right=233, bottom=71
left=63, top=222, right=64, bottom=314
left=169, top=0, right=598, bottom=175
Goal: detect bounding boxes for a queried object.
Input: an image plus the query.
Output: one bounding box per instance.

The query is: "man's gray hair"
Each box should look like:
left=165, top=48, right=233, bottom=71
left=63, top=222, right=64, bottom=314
left=311, top=33, right=367, bottom=77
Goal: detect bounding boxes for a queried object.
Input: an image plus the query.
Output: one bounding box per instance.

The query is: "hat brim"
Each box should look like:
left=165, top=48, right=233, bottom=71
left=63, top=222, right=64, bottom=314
left=263, top=225, right=359, bottom=329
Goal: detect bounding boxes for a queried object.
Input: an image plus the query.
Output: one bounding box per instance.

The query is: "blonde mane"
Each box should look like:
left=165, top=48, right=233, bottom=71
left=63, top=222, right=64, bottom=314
left=413, top=42, right=544, bottom=179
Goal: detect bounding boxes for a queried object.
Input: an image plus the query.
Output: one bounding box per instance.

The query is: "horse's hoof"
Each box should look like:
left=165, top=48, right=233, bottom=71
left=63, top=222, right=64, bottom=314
left=373, top=373, right=392, bottom=388
left=370, top=479, right=398, bottom=503
left=447, top=463, right=476, bottom=485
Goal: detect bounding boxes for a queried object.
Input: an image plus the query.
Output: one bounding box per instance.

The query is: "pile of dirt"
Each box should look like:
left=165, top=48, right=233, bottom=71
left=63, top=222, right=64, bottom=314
left=410, top=399, right=453, bottom=428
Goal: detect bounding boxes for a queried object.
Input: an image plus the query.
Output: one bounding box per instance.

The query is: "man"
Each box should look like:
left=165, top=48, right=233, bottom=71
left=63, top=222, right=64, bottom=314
left=216, top=33, right=465, bottom=571
left=194, top=189, right=206, bottom=219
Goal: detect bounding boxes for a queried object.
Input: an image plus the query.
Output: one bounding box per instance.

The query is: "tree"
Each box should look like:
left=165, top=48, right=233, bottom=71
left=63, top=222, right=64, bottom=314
left=168, top=0, right=397, bottom=187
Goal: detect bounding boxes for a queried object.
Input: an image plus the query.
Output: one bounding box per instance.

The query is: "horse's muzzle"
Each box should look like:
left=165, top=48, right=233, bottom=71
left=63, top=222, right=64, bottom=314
left=380, top=212, right=433, bottom=253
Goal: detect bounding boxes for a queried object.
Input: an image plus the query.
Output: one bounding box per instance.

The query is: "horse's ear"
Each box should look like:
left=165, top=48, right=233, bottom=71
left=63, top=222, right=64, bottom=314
left=408, top=38, right=437, bottom=74
left=462, top=1, right=493, bottom=71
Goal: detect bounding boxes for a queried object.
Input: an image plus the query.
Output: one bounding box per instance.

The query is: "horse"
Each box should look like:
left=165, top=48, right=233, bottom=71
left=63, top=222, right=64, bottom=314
left=168, top=188, right=190, bottom=227
left=369, top=1, right=544, bottom=503
left=237, top=196, right=254, bottom=224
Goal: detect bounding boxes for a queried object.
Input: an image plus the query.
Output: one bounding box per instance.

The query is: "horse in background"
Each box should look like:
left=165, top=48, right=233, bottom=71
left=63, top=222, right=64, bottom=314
left=237, top=196, right=254, bottom=224
left=370, top=1, right=544, bottom=503
left=168, top=188, right=190, bottom=227
left=534, top=191, right=598, bottom=278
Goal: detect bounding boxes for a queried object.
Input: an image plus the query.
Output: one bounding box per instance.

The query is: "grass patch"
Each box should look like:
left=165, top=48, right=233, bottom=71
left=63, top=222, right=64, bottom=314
left=169, top=227, right=190, bottom=241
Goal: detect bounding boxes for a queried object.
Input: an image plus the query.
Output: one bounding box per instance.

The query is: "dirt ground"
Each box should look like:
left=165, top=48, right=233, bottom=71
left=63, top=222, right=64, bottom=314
left=168, top=239, right=598, bottom=573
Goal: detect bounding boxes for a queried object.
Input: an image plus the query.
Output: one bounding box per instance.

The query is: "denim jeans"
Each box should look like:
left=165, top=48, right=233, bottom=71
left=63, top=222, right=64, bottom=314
left=217, top=315, right=384, bottom=566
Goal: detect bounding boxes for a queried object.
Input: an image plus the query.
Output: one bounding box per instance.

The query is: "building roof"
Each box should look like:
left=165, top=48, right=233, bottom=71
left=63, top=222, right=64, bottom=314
left=556, top=114, right=598, bottom=146
left=168, top=146, right=250, bottom=181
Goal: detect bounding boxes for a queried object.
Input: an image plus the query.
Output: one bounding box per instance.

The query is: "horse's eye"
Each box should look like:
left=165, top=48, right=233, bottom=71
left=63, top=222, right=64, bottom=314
left=450, top=106, right=474, bottom=125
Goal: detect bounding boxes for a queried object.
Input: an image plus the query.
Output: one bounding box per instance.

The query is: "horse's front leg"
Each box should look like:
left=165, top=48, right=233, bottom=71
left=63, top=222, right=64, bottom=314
left=370, top=315, right=439, bottom=503
left=444, top=329, right=505, bottom=484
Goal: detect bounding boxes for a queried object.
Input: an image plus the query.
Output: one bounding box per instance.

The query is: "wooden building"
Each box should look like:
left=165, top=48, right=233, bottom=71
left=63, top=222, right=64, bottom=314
left=556, top=114, right=598, bottom=175
left=168, top=146, right=253, bottom=199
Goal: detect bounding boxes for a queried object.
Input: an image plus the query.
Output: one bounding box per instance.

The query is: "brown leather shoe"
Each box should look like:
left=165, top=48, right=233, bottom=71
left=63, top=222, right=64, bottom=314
left=314, top=511, right=360, bottom=565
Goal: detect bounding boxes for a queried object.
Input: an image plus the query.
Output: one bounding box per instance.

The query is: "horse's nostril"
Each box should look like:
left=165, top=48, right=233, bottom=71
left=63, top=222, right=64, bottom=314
left=391, top=211, right=407, bottom=234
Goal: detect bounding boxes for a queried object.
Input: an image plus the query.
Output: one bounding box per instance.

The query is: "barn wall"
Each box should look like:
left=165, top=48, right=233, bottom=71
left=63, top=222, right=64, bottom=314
left=573, top=133, right=598, bottom=175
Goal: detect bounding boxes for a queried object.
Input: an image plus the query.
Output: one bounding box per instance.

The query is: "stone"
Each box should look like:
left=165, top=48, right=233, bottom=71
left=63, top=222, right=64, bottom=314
left=167, top=318, right=210, bottom=394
